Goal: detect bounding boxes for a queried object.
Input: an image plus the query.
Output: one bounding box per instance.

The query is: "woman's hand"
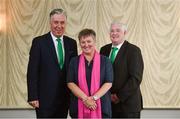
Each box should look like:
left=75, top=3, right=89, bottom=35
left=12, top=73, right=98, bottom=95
left=83, top=96, right=97, bottom=110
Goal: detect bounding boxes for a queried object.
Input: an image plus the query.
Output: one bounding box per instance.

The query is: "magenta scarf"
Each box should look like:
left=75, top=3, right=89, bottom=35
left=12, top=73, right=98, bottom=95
left=78, top=51, right=102, bottom=118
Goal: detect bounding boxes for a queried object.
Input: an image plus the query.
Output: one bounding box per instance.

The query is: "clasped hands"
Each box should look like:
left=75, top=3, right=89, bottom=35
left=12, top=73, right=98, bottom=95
left=83, top=96, right=97, bottom=111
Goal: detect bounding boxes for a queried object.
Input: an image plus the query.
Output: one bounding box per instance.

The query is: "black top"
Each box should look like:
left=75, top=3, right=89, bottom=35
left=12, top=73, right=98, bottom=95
left=85, top=58, right=93, bottom=94
left=67, top=55, right=113, bottom=118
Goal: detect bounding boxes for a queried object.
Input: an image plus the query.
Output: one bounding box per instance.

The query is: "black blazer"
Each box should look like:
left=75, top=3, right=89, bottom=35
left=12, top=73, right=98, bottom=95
left=100, top=40, right=144, bottom=112
left=27, top=32, right=77, bottom=116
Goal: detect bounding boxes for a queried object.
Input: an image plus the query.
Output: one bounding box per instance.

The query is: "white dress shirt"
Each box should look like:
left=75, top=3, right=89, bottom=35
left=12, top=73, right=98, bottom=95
left=50, top=32, right=65, bottom=62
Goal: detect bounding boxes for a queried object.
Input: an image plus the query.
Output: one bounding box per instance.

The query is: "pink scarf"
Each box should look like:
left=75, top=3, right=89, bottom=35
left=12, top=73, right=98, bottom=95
left=78, top=51, right=102, bottom=118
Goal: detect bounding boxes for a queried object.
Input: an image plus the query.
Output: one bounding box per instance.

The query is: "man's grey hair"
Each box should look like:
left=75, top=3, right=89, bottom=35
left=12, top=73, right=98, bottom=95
left=110, top=21, right=127, bottom=32
left=49, top=8, right=67, bottom=18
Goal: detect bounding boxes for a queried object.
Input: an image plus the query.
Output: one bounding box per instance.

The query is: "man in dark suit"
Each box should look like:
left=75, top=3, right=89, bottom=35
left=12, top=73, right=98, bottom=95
left=100, top=21, right=144, bottom=118
left=27, top=8, right=77, bottom=118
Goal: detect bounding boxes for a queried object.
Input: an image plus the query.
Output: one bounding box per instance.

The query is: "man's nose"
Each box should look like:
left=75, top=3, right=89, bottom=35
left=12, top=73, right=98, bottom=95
left=111, top=32, right=116, bottom=35
left=56, top=22, right=63, bottom=27
left=84, top=43, right=88, bottom=47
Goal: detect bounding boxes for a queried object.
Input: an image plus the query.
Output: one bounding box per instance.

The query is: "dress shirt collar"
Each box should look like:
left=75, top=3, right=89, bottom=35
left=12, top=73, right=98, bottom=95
left=112, top=40, right=125, bottom=50
left=50, top=32, right=64, bottom=43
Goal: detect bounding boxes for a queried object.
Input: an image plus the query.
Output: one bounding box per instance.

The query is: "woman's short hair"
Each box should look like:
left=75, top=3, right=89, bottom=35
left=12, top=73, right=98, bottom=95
left=78, top=28, right=96, bottom=40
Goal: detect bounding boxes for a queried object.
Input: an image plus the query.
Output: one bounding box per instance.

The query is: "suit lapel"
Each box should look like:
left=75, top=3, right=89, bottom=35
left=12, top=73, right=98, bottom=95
left=105, top=44, right=112, bottom=57
left=63, top=36, right=68, bottom=63
left=45, top=32, right=59, bottom=65
left=114, top=41, right=128, bottom=64
left=63, top=36, right=71, bottom=69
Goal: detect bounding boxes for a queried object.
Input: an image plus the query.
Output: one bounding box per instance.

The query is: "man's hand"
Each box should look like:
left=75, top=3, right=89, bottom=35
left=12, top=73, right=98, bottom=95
left=111, top=94, right=120, bottom=104
left=29, top=100, right=39, bottom=108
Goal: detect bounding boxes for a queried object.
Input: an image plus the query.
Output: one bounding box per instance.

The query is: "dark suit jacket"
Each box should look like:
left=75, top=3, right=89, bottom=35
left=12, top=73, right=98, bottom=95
left=67, top=55, right=113, bottom=118
left=27, top=32, right=77, bottom=117
left=100, top=40, right=144, bottom=113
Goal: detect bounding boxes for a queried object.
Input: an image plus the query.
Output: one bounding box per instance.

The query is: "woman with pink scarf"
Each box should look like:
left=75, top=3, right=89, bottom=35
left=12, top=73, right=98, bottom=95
left=67, top=29, right=113, bottom=118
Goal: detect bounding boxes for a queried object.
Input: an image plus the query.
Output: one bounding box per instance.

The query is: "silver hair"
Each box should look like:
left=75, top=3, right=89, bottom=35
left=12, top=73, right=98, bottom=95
left=49, top=8, right=67, bottom=18
left=110, top=21, right=127, bottom=32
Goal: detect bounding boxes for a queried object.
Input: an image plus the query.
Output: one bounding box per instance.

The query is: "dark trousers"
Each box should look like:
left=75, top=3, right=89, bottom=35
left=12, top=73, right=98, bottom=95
left=36, top=107, right=68, bottom=118
left=112, top=111, right=140, bottom=118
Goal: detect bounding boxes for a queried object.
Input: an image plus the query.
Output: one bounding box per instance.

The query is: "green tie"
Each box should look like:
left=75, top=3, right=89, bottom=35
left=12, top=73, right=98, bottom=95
left=56, top=38, right=64, bottom=69
left=110, top=47, right=118, bottom=63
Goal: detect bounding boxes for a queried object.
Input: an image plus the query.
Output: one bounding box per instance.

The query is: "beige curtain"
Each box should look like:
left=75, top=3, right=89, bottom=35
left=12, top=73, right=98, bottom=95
left=0, top=0, right=180, bottom=108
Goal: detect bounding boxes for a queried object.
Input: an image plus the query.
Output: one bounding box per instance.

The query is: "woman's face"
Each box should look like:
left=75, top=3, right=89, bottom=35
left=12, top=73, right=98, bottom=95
left=79, top=35, right=95, bottom=55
